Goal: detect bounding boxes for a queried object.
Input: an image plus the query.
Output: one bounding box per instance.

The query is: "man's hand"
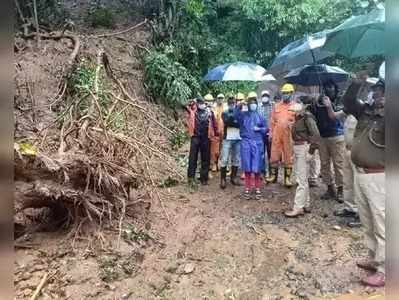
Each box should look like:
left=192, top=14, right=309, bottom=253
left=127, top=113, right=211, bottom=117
left=253, top=126, right=261, bottom=131
left=322, top=96, right=332, bottom=108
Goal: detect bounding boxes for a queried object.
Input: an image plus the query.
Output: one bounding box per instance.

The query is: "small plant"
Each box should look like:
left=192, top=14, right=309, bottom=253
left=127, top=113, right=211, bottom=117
left=87, top=6, right=116, bottom=28
left=68, top=60, right=109, bottom=115
left=169, top=129, right=189, bottom=150
left=159, top=176, right=179, bottom=188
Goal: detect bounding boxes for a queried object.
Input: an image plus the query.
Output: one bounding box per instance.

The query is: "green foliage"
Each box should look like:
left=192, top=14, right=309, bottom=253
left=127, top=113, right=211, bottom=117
left=87, top=6, right=116, bottom=28
left=169, top=129, right=189, bottom=150
left=17, top=0, right=69, bottom=29
left=144, top=49, right=200, bottom=107
left=68, top=60, right=110, bottom=115
left=202, top=81, right=257, bottom=98
left=159, top=176, right=179, bottom=188
left=145, top=0, right=385, bottom=110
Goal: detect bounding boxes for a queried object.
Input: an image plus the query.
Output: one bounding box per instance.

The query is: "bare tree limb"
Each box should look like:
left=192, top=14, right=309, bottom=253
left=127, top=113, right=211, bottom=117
left=92, top=19, right=148, bottom=38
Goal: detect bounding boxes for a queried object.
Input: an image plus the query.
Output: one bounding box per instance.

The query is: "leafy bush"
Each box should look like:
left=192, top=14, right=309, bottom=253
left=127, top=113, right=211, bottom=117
left=87, top=7, right=116, bottom=28
left=68, top=60, right=109, bottom=114
left=17, top=0, right=69, bottom=29
left=169, top=129, right=189, bottom=149
left=144, top=50, right=200, bottom=108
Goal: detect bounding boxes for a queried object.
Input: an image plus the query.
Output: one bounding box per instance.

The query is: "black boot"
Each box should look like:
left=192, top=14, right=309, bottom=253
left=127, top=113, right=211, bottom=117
left=230, top=166, right=241, bottom=186
left=220, top=167, right=227, bottom=189
left=336, top=186, right=344, bottom=203
left=321, top=184, right=337, bottom=200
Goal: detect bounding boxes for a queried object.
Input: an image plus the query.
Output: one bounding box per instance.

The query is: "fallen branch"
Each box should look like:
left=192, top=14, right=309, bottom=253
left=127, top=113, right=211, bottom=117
left=22, top=32, right=80, bottom=65
left=30, top=272, right=48, bottom=300
left=92, top=19, right=148, bottom=38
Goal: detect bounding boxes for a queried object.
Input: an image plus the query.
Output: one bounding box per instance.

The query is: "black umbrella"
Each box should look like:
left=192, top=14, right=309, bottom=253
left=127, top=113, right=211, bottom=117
left=284, top=64, right=349, bottom=86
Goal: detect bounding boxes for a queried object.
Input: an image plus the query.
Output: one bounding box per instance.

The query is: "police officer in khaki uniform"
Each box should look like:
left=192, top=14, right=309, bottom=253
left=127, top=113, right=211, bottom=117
left=285, top=103, right=320, bottom=217
left=342, top=78, right=385, bottom=287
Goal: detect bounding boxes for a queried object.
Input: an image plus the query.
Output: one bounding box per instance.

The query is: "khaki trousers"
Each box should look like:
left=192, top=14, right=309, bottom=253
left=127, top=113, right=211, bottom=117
left=308, top=150, right=320, bottom=183
left=343, top=149, right=357, bottom=212
left=293, top=144, right=310, bottom=210
left=354, top=169, right=385, bottom=274
left=319, top=135, right=345, bottom=187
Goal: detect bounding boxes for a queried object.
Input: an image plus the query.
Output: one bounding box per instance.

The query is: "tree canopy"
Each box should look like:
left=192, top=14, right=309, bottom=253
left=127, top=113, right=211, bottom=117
left=144, top=0, right=384, bottom=107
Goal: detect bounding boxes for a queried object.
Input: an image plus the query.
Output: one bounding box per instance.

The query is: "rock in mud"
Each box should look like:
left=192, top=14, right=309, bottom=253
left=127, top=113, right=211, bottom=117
left=183, top=263, right=195, bottom=274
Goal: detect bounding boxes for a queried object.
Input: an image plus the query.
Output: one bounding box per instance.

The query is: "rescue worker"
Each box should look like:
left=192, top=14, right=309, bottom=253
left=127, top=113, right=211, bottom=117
left=235, top=92, right=246, bottom=181
left=235, top=92, right=267, bottom=199
left=210, top=93, right=225, bottom=172
left=343, top=78, right=385, bottom=287
left=285, top=102, right=320, bottom=217
left=266, top=83, right=296, bottom=187
left=220, top=96, right=241, bottom=189
left=258, top=90, right=272, bottom=179
left=311, top=81, right=345, bottom=202
left=186, top=97, right=218, bottom=186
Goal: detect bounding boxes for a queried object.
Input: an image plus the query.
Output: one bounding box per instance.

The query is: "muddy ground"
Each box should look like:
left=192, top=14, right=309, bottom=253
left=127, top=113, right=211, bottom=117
left=15, top=173, right=385, bottom=300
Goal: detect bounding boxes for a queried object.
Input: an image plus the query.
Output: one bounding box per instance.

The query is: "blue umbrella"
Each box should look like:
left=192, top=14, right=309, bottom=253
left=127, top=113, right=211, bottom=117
left=203, top=62, right=267, bottom=81
left=269, top=30, right=333, bottom=77
left=284, top=64, right=349, bottom=86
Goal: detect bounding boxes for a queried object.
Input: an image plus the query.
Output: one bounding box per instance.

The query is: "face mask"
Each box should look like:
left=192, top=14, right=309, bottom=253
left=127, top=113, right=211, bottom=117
left=282, top=95, right=291, bottom=102
left=249, top=103, right=257, bottom=111
left=262, top=96, right=270, bottom=103
left=198, top=104, right=206, bottom=110
left=242, top=105, right=248, bottom=112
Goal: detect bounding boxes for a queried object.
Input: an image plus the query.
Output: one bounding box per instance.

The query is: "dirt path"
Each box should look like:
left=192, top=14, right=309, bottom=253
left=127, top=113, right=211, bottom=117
left=15, top=175, right=385, bottom=300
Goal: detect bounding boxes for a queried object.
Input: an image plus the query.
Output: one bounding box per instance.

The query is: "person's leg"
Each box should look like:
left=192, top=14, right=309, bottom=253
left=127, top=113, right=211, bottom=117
left=308, top=151, right=319, bottom=187
left=281, top=128, right=294, bottom=187
left=319, top=138, right=336, bottom=199
left=210, top=138, right=219, bottom=171
left=219, top=140, right=231, bottom=189
left=363, top=173, right=385, bottom=275
left=286, top=144, right=308, bottom=217
left=187, top=137, right=200, bottom=180
left=199, top=136, right=210, bottom=184
left=266, top=134, right=282, bottom=183
left=355, top=171, right=378, bottom=264
left=337, top=149, right=358, bottom=215
left=230, top=140, right=241, bottom=185
left=330, top=137, right=345, bottom=202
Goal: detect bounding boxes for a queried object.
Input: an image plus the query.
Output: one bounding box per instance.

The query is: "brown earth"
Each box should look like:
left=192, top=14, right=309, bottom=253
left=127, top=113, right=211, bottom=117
left=15, top=174, right=385, bottom=300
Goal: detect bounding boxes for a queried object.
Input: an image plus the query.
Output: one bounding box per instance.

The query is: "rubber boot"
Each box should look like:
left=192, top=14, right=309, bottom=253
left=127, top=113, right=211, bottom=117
left=336, top=186, right=344, bottom=203
left=284, top=167, right=294, bottom=188
left=266, top=167, right=278, bottom=184
left=321, top=184, right=337, bottom=200
left=230, top=166, right=241, bottom=186
left=220, top=167, right=227, bottom=189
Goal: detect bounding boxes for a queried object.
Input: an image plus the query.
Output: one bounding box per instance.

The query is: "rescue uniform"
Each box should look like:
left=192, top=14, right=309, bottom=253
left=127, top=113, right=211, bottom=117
left=291, top=111, right=320, bottom=210
left=269, top=102, right=296, bottom=167
left=343, top=81, right=385, bottom=276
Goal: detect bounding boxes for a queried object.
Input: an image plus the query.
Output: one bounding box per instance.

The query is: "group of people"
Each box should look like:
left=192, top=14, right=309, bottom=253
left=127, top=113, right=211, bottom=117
left=186, top=75, right=385, bottom=287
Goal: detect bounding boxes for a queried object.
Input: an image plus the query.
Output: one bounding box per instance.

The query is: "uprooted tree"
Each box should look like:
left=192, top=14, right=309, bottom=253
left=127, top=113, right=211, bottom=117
left=14, top=1, right=185, bottom=239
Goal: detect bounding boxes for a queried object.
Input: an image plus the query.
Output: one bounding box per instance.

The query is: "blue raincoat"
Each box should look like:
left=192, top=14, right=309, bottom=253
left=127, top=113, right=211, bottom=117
left=235, top=108, right=267, bottom=173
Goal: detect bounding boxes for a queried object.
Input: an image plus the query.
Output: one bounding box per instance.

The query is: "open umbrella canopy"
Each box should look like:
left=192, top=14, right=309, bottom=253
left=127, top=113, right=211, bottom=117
left=203, top=62, right=267, bottom=81
left=284, top=64, right=349, bottom=86
left=323, top=7, right=385, bottom=58
left=268, top=30, right=333, bottom=77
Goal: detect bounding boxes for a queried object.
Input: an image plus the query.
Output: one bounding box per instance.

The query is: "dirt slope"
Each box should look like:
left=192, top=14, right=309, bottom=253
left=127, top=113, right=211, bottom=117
left=15, top=174, right=385, bottom=299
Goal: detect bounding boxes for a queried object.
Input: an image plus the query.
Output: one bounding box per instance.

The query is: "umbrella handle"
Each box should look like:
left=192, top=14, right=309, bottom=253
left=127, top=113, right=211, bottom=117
left=310, top=49, right=324, bottom=95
